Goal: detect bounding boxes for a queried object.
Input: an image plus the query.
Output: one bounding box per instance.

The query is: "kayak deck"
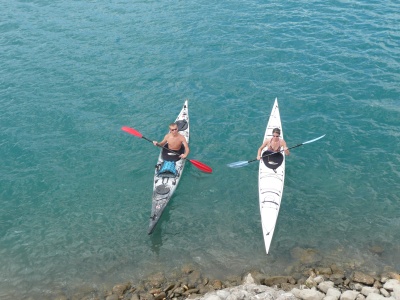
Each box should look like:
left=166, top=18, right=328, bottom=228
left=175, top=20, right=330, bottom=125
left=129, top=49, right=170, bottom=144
left=148, top=100, right=189, bottom=234
left=258, top=98, right=286, bottom=254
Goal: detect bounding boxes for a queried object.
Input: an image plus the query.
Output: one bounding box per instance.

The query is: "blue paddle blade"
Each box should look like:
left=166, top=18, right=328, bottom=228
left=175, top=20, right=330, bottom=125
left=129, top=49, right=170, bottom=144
left=227, top=161, right=250, bottom=168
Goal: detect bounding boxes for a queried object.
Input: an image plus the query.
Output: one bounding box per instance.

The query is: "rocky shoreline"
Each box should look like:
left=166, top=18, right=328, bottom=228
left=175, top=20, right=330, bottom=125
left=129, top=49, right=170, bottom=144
left=54, top=260, right=400, bottom=300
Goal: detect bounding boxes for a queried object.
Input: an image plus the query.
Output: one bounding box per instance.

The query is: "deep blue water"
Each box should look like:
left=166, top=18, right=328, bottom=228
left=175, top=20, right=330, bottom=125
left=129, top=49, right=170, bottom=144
left=1, top=0, right=399, bottom=298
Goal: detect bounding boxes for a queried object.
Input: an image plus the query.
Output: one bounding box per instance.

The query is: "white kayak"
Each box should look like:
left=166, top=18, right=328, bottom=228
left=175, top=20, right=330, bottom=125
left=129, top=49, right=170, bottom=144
left=148, top=100, right=189, bottom=234
left=258, top=98, right=286, bottom=254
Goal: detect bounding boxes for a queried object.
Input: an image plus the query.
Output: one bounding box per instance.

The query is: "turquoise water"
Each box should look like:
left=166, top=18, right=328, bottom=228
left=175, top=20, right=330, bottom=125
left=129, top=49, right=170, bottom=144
left=1, top=0, right=399, bottom=298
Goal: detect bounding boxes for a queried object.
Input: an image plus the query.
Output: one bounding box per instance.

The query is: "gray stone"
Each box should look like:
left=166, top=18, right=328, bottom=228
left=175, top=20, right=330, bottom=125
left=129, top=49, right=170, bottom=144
left=318, top=281, right=335, bottom=293
left=379, top=288, right=390, bottom=297
left=349, top=283, right=365, bottom=291
left=324, top=297, right=339, bottom=300
left=216, top=290, right=230, bottom=299
left=383, top=279, right=400, bottom=291
left=393, top=284, right=400, bottom=300
left=203, top=295, right=222, bottom=300
left=276, top=292, right=299, bottom=300
left=305, top=276, right=318, bottom=288
left=291, top=288, right=325, bottom=300
left=243, top=274, right=255, bottom=285
left=326, top=287, right=342, bottom=300
left=340, top=290, right=359, bottom=300
left=365, top=294, right=387, bottom=300
left=105, top=295, right=119, bottom=300
left=315, top=276, right=325, bottom=284
left=360, top=287, right=379, bottom=297
left=226, top=290, right=249, bottom=300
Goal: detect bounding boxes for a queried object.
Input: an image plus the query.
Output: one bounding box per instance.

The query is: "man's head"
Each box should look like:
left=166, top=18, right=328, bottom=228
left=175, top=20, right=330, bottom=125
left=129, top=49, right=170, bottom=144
left=169, top=123, right=178, bottom=133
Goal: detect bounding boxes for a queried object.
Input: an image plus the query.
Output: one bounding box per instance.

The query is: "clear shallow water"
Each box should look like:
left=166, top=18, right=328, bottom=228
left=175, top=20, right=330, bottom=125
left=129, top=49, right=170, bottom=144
left=1, top=0, right=399, bottom=298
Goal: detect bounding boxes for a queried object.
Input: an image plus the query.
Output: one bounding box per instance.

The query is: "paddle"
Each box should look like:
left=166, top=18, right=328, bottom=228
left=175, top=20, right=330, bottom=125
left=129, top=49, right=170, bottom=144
left=227, top=134, right=326, bottom=168
left=121, top=126, right=212, bottom=173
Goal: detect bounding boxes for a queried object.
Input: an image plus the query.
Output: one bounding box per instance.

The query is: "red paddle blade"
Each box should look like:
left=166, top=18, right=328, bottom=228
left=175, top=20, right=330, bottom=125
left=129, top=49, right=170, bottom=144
left=189, top=159, right=212, bottom=173
left=121, top=126, right=143, bottom=138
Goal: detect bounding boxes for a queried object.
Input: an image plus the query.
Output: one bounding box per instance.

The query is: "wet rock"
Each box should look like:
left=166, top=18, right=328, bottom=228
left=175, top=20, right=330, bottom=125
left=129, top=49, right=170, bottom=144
left=183, top=288, right=200, bottom=296
left=181, top=264, right=195, bottom=274
left=212, top=280, right=223, bottom=290
left=290, top=247, right=322, bottom=265
left=130, top=294, right=140, bottom=300
left=138, top=292, right=155, bottom=300
left=305, top=276, right=318, bottom=288
left=331, top=264, right=344, bottom=275
left=387, top=272, right=400, bottom=281
left=368, top=245, right=384, bottom=255
left=264, top=276, right=290, bottom=287
left=281, top=283, right=297, bottom=291
left=188, top=270, right=202, bottom=287
left=164, top=283, right=176, bottom=293
left=352, top=272, right=375, bottom=286
left=148, top=272, right=166, bottom=288
left=105, top=294, right=119, bottom=300
left=173, top=286, right=185, bottom=295
left=113, top=283, right=130, bottom=296
left=149, top=288, right=162, bottom=295
left=154, top=291, right=166, bottom=300
left=249, top=270, right=268, bottom=284
left=315, top=267, right=333, bottom=276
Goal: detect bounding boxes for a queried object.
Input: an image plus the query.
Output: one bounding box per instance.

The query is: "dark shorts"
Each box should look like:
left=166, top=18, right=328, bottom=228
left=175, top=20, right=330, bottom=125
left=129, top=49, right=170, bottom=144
left=161, top=144, right=185, bottom=162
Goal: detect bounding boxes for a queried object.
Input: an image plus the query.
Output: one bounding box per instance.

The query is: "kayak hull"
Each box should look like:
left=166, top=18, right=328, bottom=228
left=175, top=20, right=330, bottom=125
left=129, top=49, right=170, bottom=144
left=148, top=100, right=189, bottom=234
left=258, top=98, right=286, bottom=254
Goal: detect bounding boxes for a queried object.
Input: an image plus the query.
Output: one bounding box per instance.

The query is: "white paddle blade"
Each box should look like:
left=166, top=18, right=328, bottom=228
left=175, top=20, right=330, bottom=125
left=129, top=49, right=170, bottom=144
left=302, top=134, right=326, bottom=145
left=227, top=161, right=250, bottom=168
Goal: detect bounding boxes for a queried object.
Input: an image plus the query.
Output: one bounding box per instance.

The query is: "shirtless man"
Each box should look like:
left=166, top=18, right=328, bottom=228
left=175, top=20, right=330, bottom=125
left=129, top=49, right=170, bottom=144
left=256, top=128, right=290, bottom=160
left=153, top=123, right=189, bottom=160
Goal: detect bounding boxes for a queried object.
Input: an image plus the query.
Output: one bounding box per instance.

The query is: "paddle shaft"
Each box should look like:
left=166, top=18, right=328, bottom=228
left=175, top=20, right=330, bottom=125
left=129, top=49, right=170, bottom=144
left=121, top=126, right=212, bottom=173
left=248, top=143, right=304, bottom=164
left=140, top=135, right=186, bottom=158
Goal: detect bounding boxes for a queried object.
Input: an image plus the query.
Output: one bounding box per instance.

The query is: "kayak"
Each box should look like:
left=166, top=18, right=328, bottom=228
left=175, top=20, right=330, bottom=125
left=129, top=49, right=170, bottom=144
left=258, top=98, right=286, bottom=254
left=148, top=100, right=189, bottom=234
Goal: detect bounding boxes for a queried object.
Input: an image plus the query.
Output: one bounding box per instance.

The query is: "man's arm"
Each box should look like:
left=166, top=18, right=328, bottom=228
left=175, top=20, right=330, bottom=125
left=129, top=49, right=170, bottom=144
left=180, top=137, right=190, bottom=159
left=153, top=134, right=168, bottom=147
